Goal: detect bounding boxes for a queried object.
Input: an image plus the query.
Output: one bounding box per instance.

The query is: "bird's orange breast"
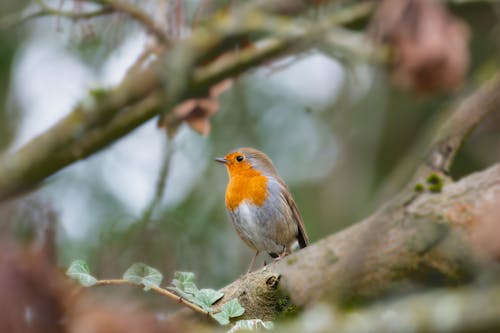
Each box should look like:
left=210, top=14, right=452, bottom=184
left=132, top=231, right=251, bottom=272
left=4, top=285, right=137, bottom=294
left=225, top=169, right=268, bottom=211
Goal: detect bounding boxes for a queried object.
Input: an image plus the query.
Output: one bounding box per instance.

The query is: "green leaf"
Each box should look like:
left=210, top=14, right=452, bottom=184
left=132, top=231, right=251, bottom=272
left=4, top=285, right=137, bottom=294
left=173, top=271, right=195, bottom=285
left=172, top=271, right=198, bottom=293
left=123, top=263, right=163, bottom=291
left=192, top=288, right=224, bottom=311
left=169, top=271, right=200, bottom=304
left=228, top=319, right=274, bottom=332
left=221, top=298, right=245, bottom=318
left=212, top=311, right=230, bottom=325
left=212, top=299, right=245, bottom=326
left=66, top=260, right=97, bottom=287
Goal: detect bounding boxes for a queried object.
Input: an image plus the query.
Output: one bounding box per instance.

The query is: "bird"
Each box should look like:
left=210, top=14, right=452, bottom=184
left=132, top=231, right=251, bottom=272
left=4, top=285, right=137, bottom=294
left=215, top=147, right=309, bottom=273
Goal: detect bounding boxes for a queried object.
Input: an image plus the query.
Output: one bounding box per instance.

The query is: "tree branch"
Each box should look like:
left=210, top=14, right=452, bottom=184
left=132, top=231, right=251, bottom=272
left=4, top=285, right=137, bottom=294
left=1, top=0, right=169, bottom=44
left=281, top=283, right=500, bottom=333
left=208, top=160, right=500, bottom=321
left=93, top=0, right=170, bottom=44
left=0, top=2, right=113, bottom=31
left=417, top=72, right=500, bottom=176
left=173, top=72, right=500, bottom=321
left=0, top=2, right=375, bottom=202
left=92, top=279, right=211, bottom=318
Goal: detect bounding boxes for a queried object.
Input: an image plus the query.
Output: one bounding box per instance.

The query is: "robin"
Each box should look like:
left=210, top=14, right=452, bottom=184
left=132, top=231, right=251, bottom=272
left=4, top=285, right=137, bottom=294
left=215, top=147, right=309, bottom=272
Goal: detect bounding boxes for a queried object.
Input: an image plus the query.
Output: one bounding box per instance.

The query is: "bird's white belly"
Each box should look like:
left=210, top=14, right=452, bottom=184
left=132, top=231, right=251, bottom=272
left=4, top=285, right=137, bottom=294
left=231, top=200, right=288, bottom=254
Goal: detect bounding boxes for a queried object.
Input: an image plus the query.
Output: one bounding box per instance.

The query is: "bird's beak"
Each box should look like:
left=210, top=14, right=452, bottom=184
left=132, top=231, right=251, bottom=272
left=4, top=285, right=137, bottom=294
left=215, top=157, right=228, bottom=164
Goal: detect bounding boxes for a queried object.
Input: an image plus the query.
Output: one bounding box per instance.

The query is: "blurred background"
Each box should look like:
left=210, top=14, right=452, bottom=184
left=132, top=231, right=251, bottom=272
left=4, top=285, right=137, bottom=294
left=0, top=0, right=499, bottom=300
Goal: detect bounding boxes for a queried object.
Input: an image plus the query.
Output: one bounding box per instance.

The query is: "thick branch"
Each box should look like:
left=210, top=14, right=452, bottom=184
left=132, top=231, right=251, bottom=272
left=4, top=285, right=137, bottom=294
left=417, top=72, right=500, bottom=177
left=196, top=72, right=500, bottom=321
left=280, top=283, right=500, bottom=333
left=0, top=2, right=375, bottom=201
left=211, top=162, right=500, bottom=321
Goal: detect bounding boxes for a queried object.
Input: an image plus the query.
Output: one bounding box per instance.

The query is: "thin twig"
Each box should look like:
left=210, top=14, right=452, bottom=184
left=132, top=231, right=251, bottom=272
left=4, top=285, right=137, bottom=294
left=0, top=3, right=113, bottom=31
left=96, top=0, right=170, bottom=44
left=140, top=139, right=173, bottom=225
left=1, top=0, right=169, bottom=45
left=0, top=1, right=376, bottom=201
left=93, top=279, right=211, bottom=317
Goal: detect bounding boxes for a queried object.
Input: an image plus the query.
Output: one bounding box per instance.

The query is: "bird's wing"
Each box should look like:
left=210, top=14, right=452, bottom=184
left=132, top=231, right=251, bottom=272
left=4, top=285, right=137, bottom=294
left=278, top=180, right=309, bottom=248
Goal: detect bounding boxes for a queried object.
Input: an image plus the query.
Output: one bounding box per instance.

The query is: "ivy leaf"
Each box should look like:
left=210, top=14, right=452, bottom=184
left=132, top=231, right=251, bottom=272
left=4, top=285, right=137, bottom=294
left=220, top=298, right=245, bottom=318
left=123, top=263, right=163, bottom=291
left=66, top=260, right=97, bottom=287
left=168, top=271, right=201, bottom=305
left=228, top=319, right=274, bottom=332
left=173, top=271, right=195, bottom=285
left=194, top=289, right=224, bottom=311
left=212, top=299, right=245, bottom=326
left=172, top=271, right=198, bottom=294
left=212, top=311, right=230, bottom=325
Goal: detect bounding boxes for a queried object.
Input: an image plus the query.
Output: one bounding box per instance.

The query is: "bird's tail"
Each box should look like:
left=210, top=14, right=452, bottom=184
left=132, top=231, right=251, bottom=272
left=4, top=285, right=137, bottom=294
left=298, top=230, right=308, bottom=249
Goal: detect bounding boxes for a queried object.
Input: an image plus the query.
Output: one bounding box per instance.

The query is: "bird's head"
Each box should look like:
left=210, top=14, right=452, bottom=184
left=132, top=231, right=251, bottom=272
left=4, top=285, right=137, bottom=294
left=215, top=147, right=278, bottom=178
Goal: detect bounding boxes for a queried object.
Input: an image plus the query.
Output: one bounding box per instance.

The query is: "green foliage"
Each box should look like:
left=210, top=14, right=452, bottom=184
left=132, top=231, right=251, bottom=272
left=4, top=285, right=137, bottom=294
left=212, top=298, right=246, bottom=325
left=169, top=271, right=202, bottom=306
left=170, top=271, right=244, bottom=325
left=66, top=259, right=97, bottom=287
left=172, top=271, right=198, bottom=294
left=196, top=288, right=225, bottom=311
left=170, top=271, right=225, bottom=312
left=65, top=264, right=245, bottom=326
left=212, top=311, right=231, bottom=325
left=123, top=263, right=163, bottom=291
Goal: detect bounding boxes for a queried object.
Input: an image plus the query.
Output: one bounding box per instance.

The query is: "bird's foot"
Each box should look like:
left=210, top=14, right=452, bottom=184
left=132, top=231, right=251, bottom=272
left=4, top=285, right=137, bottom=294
left=273, top=251, right=289, bottom=261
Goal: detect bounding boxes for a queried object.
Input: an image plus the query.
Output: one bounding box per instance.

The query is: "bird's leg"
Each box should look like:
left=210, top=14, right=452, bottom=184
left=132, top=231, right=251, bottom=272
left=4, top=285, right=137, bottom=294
left=247, top=251, right=259, bottom=274
left=273, top=246, right=289, bottom=261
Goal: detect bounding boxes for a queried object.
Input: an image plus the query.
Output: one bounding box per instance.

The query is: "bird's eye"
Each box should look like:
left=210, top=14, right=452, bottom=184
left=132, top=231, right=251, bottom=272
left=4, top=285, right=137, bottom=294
left=236, top=155, right=244, bottom=162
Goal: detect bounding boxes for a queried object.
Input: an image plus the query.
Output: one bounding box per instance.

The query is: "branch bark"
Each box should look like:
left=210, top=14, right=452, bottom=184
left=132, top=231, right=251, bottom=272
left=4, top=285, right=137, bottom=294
left=280, top=283, right=500, bottom=333
left=212, top=163, right=500, bottom=320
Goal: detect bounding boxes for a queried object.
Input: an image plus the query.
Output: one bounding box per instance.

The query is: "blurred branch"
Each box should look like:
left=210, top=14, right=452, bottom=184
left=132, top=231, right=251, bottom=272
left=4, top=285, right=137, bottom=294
left=375, top=72, right=500, bottom=203
left=1, top=0, right=169, bottom=44
left=92, top=0, right=170, bottom=44
left=0, top=1, right=376, bottom=202
left=416, top=72, right=500, bottom=177
left=319, top=27, right=389, bottom=64
left=139, top=140, right=173, bottom=225
left=0, top=2, right=113, bottom=31
left=282, top=283, right=500, bottom=333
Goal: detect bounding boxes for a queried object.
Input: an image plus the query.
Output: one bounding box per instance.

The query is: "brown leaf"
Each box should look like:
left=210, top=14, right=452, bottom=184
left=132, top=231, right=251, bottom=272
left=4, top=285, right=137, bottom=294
left=158, top=79, right=233, bottom=137
left=370, top=0, right=470, bottom=93
left=0, top=241, right=68, bottom=333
